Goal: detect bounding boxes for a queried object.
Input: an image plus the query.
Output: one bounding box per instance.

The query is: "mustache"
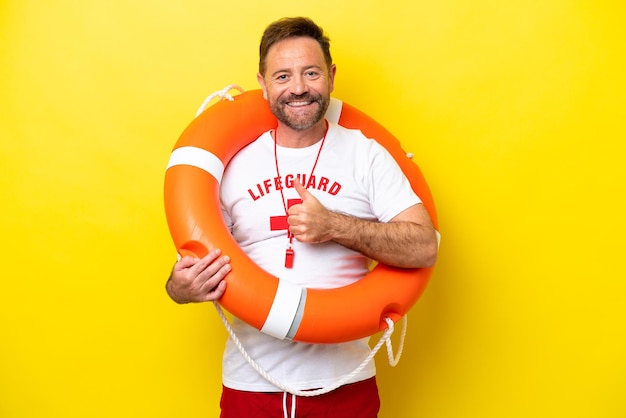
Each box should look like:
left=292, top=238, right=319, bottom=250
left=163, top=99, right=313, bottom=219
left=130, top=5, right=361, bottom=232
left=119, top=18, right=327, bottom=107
left=282, top=93, right=321, bottom=103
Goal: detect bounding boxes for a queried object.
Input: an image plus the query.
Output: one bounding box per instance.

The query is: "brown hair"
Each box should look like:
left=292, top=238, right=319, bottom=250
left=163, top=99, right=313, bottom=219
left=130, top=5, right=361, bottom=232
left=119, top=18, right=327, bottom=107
left=258, top=17, right=332, bottom=76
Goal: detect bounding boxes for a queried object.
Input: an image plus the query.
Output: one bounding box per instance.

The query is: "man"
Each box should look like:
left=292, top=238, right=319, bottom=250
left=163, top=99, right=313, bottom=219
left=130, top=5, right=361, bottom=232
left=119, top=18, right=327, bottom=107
left=166, top=17, right=438, bottom=418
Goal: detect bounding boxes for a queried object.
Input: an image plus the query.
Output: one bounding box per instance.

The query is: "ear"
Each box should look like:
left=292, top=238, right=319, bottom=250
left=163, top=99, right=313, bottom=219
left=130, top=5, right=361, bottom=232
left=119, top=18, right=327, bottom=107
left=257, top=73, right=268, bottom=100
left=328, top=64, right=337, bottom=94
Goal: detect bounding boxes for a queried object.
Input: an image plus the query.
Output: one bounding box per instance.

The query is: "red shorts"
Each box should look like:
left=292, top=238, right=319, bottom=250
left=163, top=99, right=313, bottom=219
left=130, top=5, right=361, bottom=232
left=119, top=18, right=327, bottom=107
left=220, top=377, right=380, bottom=418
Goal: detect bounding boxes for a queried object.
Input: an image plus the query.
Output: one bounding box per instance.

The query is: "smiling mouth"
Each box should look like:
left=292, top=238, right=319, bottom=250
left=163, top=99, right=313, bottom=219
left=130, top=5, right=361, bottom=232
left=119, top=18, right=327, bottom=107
left=286, top=100, right=314, bottom=107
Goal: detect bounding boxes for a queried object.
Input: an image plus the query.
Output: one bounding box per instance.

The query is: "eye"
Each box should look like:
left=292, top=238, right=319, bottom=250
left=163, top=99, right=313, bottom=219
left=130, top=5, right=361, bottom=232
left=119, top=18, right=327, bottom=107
left=305, top=70, right=319, bottom=78
left=275, top=74, right=289, bottom=82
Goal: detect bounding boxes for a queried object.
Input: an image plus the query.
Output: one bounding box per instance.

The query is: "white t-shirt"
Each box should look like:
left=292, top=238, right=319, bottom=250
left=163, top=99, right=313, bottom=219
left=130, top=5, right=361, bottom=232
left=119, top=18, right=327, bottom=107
left=219, top=122, right=421, bottom=392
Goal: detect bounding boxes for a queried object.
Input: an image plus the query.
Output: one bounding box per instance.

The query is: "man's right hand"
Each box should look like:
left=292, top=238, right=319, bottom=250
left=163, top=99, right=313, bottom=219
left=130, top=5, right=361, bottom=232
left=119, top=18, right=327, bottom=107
left=165, top=249, right=231, bottom=304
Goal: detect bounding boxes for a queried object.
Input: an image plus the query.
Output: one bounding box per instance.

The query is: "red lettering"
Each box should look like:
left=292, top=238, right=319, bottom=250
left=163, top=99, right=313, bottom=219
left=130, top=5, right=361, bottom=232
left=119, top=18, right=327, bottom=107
left=248, top=188, right=261, bottom=201
left=249, top=175, right=341, bottom=201
left=318, top=177, right=329, bottom=191
left=285, top=174, right=294, bottom=188
left=275, top=176, right=284, bottom=191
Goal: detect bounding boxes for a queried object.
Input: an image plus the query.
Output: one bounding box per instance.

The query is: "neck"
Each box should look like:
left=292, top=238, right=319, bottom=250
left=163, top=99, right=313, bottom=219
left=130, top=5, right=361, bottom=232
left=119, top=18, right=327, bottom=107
left=274, top=120, right=328, bottom=148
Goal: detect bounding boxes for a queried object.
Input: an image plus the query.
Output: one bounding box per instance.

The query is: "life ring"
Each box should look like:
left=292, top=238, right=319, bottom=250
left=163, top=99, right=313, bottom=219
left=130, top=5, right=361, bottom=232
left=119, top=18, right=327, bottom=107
left=164, top=89, right=438, bottom=344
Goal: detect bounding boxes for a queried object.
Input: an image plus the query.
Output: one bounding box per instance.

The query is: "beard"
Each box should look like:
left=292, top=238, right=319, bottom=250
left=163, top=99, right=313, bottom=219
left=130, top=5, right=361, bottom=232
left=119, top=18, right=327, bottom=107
left=269, top=92, right=330, bottom=131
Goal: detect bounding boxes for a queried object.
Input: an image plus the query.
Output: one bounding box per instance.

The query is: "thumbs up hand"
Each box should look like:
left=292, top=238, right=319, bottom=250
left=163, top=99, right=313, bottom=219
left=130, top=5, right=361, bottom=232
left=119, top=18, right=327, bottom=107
left=287, top=178, right=333, bottom=244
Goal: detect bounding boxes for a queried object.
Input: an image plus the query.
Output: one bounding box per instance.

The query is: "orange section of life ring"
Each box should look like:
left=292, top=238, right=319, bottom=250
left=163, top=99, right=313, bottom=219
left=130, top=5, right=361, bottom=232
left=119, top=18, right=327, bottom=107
left=164, top=89, right=438, bottom=344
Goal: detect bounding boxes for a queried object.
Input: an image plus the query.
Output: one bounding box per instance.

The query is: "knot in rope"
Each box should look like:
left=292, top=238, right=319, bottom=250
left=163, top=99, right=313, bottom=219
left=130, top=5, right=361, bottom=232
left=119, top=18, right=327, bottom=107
left=195, top=84, right=246, bottom=117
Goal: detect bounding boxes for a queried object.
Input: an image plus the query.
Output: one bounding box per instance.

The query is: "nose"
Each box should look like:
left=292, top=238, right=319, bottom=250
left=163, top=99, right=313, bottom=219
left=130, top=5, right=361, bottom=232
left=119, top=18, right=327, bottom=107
left=289, top=74, right=308, bottom=96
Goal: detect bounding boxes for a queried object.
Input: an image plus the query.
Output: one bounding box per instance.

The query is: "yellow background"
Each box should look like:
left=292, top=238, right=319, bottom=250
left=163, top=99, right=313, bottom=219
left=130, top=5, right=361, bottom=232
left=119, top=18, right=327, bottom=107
left=2, top=1, right=625, bottom=417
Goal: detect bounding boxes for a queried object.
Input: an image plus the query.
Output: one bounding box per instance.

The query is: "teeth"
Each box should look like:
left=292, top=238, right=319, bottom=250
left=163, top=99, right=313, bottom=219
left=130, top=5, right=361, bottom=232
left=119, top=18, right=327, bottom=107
left=287, top=101, right=311, bottom=107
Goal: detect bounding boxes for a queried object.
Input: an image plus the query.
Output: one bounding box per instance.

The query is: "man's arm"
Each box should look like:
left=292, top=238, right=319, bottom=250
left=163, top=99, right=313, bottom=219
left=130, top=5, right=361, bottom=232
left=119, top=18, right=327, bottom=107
left=288, top=180, right=438, bottom=268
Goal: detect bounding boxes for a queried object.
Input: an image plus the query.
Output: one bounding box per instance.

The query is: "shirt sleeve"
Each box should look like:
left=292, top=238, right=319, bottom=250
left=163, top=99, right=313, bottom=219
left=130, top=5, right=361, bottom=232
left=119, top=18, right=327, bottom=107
left=366, top=139, right=422, bottom=223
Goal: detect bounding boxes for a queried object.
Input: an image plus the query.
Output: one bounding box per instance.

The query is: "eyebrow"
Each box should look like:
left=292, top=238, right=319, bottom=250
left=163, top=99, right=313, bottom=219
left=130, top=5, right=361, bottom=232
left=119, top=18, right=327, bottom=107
left=270, top=64, right=324, bottom=78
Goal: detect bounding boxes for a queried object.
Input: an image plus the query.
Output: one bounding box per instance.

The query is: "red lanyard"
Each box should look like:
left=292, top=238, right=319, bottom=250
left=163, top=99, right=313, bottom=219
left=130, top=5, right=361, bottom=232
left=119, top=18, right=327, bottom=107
left=273, top=123, right=328, bottom=268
